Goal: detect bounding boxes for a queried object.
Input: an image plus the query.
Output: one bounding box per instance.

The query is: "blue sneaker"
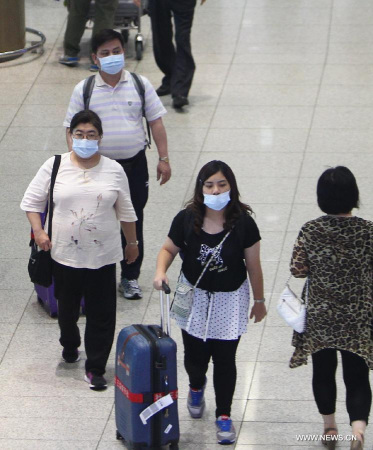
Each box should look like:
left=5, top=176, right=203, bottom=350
left=58, top=55, right=79, bottom=67
left=187, top=379, right=206, bottom=418
left=216, top=415, right=236, bottom=445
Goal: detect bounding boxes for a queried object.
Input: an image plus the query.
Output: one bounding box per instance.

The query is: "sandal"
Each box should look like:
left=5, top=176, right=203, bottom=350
left=350, top=433, right=364, bottom=450
left=322, top=427, right=338, bottom=450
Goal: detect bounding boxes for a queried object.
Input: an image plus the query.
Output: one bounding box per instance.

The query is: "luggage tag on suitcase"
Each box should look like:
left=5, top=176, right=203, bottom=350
left=139, top=393, right=174, bottom=425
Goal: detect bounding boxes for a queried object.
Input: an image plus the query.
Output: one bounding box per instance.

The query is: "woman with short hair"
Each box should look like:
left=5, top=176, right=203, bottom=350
left=21, top=110, right=138, bottom=391
left=290, top=166, right=373, bottom=450
left=153, top=160, right=266, bottom=445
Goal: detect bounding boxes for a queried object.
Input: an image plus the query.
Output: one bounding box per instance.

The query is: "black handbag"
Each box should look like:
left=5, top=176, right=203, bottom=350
left=28, top=155, right=61, bottom=287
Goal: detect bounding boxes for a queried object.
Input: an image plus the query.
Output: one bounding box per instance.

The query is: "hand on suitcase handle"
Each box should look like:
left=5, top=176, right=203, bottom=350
left=161, top=281, right=171, bottom=294
left=153, top=274, right=169, bottom=291
left=159, top=283, right=171, bottom=336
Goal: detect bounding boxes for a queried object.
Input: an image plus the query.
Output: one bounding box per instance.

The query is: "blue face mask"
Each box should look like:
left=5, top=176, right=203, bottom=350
left=203, top=190, right=231, bottom=211
left=72, top=138, right=99, bottom=159
left=98, top=53, right=125, bottom=75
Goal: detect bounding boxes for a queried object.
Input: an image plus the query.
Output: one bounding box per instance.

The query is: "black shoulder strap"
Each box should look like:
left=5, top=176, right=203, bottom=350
left=83, top=75, right=95, bottom=110
left=130, top=72, right=151, bottom=148
left=47, top=155, right=62, bottom=240
left=130, top=72, right=145, bottom=116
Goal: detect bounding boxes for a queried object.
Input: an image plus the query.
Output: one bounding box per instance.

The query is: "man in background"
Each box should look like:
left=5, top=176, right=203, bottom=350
left=63, top=29, right=171, bottom=299
left=59, top=0, right=118, bottom=71
left=134, top=0, right=206, bottom=109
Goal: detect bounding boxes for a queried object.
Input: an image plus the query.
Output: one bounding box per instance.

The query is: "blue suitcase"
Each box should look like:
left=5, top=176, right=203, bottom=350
left=115, top=285, right=179, bottom=449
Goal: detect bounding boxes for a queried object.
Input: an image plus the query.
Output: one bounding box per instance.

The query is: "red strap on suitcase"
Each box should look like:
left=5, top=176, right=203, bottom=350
left=115, top=376, right=178, bottom=403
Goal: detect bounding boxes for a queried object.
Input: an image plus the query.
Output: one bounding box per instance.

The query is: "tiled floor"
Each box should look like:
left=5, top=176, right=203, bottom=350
left=0, top=0, right=372, bottom=448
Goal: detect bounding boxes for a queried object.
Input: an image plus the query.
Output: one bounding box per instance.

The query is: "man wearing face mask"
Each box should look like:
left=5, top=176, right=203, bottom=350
left=63, top=28, right=170, bottom=301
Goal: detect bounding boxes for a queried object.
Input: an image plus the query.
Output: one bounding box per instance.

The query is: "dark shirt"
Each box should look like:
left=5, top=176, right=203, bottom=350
left=168, top=209, right=261, bottom=292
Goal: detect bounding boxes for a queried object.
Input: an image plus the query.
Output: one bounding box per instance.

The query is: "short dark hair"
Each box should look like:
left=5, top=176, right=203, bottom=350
left=91, top=29, right=124, bottom=54
left=317, top=166, right=359, bottom=214
left=69, top=110, right=103, bottom=136
left=186, top=160, right=253, bottom=233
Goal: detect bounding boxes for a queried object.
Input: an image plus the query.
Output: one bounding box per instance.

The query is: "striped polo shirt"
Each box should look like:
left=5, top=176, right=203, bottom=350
left=63, top=70, right=167, bottom=160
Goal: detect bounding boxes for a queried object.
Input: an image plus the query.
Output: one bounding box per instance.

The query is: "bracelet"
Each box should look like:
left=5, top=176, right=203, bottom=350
left=254, top=298, right=266, bottom=303
left=127, top=241, right=139, bottom=246
left=159, top=156, right=170, bottom=163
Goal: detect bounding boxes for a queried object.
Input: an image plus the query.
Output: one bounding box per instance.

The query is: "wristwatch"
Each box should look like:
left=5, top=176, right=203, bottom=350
left=254, top=298, right=266, bottom=303
left=159, top=156, right=170, bottom=163
left=127, top=241, right=139, bottom=246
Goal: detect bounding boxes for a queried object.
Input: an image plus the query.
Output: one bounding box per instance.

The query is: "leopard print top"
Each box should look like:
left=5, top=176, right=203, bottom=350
left=289, top=215, right=373, bottom=369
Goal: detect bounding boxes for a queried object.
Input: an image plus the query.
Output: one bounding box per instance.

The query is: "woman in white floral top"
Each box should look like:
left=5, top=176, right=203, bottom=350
left=21, top=110, right=138, bottom=391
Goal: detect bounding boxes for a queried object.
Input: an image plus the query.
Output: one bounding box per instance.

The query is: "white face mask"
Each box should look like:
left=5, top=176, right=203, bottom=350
left=72, top=138, right=99, bottom=159
left=203, top=190, right=231, bottom=211
left=98, top=53, right=125, bottom=75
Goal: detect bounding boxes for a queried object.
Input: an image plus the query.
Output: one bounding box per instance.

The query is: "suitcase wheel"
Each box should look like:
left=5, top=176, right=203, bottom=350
left=116, top=430, right=124, bottom=440
left=169, top=444, right=179, bottom=450
left=37, top=296, right=43, bottom=304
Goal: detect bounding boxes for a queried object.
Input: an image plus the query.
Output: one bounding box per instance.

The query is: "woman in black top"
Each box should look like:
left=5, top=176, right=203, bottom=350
left=153, top=160, right=266, bottom=445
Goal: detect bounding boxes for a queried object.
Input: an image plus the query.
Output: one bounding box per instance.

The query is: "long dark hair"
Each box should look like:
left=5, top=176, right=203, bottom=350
left=185, top=160, right=253, bottom=233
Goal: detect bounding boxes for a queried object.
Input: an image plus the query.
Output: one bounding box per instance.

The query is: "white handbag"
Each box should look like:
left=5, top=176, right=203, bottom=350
left=170, top=230, right=232, bottom=321
left=171, top=273, right=194, bottom=320
left=277, top=276, right=309, bottom=333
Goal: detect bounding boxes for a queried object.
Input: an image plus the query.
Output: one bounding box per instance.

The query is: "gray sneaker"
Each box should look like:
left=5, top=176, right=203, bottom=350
left=119, top=278, right=142, bottom=299
left=216, top=415, right=236, bottom=445
left=187, top=378, right=207, bottom=418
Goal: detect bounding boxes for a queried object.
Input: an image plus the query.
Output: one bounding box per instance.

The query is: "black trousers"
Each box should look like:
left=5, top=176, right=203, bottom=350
left=182, top=330, right=240, bottom=418
left=148, top=0, right=197, bottom=98
left=312, top=349, right=372, bottom=424
left=53, top=261, right=117, bottom=376
left=117, top=149, right=149, bottom=281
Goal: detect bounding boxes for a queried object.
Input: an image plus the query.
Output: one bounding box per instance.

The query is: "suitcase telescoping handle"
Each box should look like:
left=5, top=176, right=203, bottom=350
left=160, top=281, right=171, bottom=336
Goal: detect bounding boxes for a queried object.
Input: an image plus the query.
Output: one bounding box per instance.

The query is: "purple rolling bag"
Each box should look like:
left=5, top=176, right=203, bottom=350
left=35, top=282, right=85, bottom=319
left=31, top=211, right=85, bottom=318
